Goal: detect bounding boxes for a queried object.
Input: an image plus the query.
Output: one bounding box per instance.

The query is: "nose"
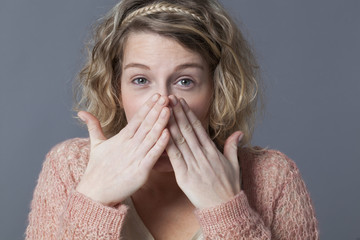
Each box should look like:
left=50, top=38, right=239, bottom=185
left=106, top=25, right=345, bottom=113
left=157, top=85, right=171, bottom=97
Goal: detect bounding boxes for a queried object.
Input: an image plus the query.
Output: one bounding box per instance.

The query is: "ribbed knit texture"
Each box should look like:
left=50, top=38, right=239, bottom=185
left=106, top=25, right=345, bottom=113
left=25, top=138, right=318, bottom=239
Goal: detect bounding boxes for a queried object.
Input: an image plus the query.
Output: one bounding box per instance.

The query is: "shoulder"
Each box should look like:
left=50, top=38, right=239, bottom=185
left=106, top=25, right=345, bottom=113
left=239, top=148, right=305, bottom=217
left=44, top=138, right=90, bottom=185
left=239, top=147, right=304, bottom=202
left=239, top=147, right=299, bottom=180
left=47, top=138, right=90, bottom=160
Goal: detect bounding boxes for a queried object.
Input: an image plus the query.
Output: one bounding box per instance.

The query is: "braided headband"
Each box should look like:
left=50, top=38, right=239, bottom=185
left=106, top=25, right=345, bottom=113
left=122, top=2, right=205, bottom=25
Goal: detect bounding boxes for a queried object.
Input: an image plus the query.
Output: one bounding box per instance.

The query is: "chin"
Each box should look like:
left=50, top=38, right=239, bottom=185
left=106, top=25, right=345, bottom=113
left=152, top=155, right=174, bottom=172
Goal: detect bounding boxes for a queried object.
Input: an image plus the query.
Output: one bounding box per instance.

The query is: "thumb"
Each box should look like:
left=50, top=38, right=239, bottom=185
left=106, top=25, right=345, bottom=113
left=78, top=111, right=107, bottom=145
left=223, top=131, right=243, bottom=166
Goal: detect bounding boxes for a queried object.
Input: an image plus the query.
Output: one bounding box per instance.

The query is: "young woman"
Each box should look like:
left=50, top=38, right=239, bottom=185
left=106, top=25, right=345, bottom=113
left=26, top=0, right=319, bottom=239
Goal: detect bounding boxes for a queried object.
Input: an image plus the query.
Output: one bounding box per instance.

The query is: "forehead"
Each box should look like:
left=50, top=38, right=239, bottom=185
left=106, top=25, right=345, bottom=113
left=122, top=31, right=207, bottom=65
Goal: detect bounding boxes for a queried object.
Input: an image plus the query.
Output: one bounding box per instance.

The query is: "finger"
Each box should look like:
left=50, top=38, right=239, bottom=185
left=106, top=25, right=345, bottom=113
left=78, top=111, right=107, bottom=146
left=169, top=96, right=205, bottom=161
left=166, top=134, right=187, bottom=176
left=142, top=128, right=170, bottom=171
left=179, top=98, right=215, bottom=151
left=167, top=101, right=197, bottom=167
left=132, top=95, right=169, bottom=142
left=223, top=131, right=243, bottom=167
left=141, top=107, right=170, bottom=152
left=124, top=93, right=161, bottom=138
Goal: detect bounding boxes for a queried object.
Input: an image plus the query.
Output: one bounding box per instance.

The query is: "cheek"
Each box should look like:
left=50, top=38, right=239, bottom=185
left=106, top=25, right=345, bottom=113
left=186, top=98, right=211, bottom=125
left=185, top=86, right=213, bottom=124
left=121, top=93, right=146, bottom=122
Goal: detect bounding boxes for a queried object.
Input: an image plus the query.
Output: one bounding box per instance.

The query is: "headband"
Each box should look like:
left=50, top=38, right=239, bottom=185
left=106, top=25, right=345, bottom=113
left=122, top=2, right=205, bottom=25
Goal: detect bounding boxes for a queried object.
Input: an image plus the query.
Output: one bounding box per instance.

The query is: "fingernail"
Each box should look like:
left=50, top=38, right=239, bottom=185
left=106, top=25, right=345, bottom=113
left=152, top=94, right=160, bottom=102
left=78, top=113, right=85, bottom=122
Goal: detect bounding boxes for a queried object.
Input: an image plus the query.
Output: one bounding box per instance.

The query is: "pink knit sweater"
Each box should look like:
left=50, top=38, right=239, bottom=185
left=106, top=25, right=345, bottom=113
left=25, top=138, right=318, bottom=239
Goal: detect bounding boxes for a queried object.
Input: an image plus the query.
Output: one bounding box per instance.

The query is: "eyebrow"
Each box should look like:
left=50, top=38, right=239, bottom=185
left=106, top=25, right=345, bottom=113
left=175, top=63, right=204, bottom=71
left=123, top=62, right=204, bottom=71
left=124, top=63, right=150, bottom=70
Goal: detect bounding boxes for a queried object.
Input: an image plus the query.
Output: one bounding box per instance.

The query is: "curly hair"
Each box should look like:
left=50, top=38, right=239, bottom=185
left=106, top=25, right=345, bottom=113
left=74, top=0, right=262, bottom=151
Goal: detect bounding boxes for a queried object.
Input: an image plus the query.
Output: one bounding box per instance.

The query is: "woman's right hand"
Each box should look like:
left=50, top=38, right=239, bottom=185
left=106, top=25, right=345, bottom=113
left=76, top=94, right=170, bottom=207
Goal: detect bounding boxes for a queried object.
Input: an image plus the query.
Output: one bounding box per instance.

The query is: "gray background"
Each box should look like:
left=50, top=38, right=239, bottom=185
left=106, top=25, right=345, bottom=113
left=0, top=0, right=359, bottom=239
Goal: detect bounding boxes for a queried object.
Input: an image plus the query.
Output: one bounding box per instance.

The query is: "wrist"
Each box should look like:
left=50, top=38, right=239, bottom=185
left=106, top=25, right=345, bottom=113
left=75, top=183, right=112, bottom=207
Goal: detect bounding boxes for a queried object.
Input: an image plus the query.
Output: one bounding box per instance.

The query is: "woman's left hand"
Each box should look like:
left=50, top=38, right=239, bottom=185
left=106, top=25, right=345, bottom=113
left=166, top=95, right=243, bottom=209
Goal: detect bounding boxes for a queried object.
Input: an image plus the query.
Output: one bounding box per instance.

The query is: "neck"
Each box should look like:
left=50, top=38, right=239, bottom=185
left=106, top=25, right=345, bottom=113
left=133, top=170, right=185, bottom=203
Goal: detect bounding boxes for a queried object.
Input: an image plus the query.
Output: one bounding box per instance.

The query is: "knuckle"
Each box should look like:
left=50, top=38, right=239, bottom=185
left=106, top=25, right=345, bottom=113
left=173, top=106, right=182, bottom=113
left=183, top=123, right=193, bottom=133
left=170, top=151, right=183, bottom=160
left=174, top=136, right=185, bottom=145
left=192, top=119, right=202, bottom=129
left=87, top=125, right=98, bottom=133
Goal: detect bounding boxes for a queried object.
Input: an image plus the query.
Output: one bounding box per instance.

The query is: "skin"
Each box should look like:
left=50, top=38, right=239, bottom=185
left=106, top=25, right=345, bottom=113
left=76, top=31, right=243, bottom=210
left=120, top=31, right=213, bottom=172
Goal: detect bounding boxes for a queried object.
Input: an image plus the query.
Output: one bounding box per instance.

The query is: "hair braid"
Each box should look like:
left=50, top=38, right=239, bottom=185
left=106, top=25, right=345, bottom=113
left=122, top=2, right=204, bottom=25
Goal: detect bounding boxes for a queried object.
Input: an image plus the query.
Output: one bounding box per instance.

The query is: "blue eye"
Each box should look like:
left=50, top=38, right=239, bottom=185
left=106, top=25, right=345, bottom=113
left=176, top=78, right=193, bottom=87
left=132, top=77, right=148, bottom=85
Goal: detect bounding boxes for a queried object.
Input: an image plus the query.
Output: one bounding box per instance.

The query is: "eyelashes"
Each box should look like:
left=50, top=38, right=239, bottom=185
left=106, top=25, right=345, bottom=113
left=176, top=78, right=194, bottom=87
left=131, top=77, right=195, bottom=88
left=132, top=77, right=148, bottom=85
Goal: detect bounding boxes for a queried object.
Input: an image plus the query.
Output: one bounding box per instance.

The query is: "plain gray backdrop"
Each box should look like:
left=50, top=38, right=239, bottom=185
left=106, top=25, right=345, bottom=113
left=1, top=0, right=359, bottom=239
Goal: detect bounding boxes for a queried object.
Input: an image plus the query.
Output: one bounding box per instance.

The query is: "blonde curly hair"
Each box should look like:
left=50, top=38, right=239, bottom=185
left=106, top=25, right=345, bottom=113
left=74, top=0, right=262, bottom=151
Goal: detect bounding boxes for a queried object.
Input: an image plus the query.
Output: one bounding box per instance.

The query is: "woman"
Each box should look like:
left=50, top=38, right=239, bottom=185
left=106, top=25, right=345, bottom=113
left=26, top=0, right=319, bottom=239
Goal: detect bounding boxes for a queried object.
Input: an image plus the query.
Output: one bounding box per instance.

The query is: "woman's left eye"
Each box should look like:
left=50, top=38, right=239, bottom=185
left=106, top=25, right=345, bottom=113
left=176, top=78, right=194, bottom=87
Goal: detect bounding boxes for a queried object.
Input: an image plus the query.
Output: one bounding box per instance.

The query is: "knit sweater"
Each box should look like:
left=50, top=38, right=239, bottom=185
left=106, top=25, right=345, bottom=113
left=25, top=138, right=318, bottom=240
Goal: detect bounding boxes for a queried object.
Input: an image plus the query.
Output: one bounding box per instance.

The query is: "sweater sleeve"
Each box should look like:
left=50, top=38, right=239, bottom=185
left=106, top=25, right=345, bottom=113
left=195, top=191, right=271, bottom=240
left=270, top=165, right=319, bottom=240
left=25, top=140, right=128, bottom=240
left=195, top=151, right=319, bottom=240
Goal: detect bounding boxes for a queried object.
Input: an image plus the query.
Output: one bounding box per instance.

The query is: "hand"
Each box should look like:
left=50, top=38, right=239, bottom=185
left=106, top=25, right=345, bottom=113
left=166, top=95, right=243, bottom=209
left=76, top=94, right=170, bottom=207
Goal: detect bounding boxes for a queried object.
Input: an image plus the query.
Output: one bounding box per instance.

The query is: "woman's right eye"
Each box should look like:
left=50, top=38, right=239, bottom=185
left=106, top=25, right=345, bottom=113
left=132, top=77, right=148, bottom=85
